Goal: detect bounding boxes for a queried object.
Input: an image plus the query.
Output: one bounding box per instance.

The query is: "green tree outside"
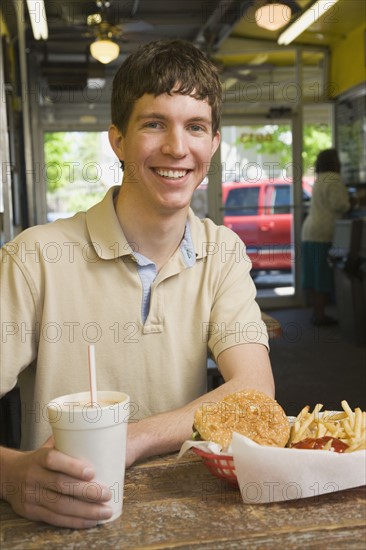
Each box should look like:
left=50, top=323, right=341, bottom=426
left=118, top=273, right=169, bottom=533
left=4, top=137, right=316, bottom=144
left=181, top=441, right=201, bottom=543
left=44, top=132, right=72, bottom=192
left=45, top=132, right=107, bottom=216
left=236, top=124, right=332, bottom=175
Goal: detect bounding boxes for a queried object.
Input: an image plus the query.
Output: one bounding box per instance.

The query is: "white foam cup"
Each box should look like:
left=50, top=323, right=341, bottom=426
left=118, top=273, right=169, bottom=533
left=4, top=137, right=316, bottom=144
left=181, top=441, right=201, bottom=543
left=47, top=390, right=130, bottom=523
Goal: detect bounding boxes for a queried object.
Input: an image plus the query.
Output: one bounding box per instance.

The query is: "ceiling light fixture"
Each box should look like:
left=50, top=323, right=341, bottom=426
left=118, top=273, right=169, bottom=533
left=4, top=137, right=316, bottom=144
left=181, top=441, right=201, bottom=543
left=255, top=1, right=292, bottom=31
left=278, top=0, right=340, bottom=45
left=26, top=0, right=48, bottom=40
left=90, top=38, right=120, bottom=64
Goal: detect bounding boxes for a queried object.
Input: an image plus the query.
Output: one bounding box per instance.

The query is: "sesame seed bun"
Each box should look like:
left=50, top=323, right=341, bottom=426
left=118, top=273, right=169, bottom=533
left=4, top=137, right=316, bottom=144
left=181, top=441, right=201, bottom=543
left=193, top=389, right=290, bottom=449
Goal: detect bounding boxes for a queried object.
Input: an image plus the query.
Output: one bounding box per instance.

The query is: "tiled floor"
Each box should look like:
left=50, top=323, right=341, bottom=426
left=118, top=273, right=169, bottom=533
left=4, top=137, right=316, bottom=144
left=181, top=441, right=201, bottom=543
left=268, top=306, right=366, bottom=417
left=207, top=304, right=366, bottom=417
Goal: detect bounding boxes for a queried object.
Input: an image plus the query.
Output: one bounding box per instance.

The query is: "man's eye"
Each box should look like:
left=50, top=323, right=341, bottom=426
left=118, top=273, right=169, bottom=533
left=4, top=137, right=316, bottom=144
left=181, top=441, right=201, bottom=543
left=190, top=125, right=204, bottom=132
left=145, top=122, right=161, bottom=129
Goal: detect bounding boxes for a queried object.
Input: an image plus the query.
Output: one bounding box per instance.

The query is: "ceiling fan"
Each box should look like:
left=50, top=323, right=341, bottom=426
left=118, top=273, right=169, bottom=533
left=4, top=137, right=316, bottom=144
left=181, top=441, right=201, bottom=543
left=84, top=0, right=153, bottom=63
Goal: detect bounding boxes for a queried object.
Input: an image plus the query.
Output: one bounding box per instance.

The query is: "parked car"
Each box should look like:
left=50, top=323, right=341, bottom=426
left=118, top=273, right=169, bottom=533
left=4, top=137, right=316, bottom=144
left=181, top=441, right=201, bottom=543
left=222, top=179, right=313, bottom=275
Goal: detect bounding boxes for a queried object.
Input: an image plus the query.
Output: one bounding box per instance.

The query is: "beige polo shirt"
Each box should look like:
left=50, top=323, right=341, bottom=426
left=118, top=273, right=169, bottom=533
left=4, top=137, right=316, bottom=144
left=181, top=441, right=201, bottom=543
left=1, top=186, right=268, bottom=450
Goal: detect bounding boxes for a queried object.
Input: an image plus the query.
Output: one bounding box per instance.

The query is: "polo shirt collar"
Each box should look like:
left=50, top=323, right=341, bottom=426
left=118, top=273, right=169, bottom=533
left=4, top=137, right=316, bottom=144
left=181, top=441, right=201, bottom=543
left=86, top=186, right=210, bottom=261
left=187, top=208, right=209, bottom=260
left=86, top=186, right=133, bottom=260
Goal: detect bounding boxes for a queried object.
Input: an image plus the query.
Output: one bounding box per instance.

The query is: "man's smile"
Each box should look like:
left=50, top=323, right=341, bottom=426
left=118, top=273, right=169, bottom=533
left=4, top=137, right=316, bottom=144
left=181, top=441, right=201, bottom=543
left=154, top=168, right=189, bottom=179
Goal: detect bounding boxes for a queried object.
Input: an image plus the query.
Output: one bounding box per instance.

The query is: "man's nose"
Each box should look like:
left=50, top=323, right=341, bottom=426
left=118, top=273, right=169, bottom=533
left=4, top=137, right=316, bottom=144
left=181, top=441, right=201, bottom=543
left=161, top=128, right=188, bottom=157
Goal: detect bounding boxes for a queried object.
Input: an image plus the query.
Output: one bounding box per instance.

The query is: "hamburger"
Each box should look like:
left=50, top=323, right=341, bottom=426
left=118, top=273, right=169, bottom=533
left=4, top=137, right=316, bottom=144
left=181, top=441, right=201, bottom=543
left=193, top=389, right=290, bottom=450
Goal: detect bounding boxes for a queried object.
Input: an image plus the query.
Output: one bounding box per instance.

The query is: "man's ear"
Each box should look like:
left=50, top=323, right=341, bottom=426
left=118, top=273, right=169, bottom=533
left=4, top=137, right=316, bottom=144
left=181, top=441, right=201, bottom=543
left=108, top=125, right=124, bottom=159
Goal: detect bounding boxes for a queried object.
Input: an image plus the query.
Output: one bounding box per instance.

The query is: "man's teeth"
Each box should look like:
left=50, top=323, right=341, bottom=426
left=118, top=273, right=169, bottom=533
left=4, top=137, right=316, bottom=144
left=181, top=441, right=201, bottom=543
left=156, top=169, right=187, bottom=179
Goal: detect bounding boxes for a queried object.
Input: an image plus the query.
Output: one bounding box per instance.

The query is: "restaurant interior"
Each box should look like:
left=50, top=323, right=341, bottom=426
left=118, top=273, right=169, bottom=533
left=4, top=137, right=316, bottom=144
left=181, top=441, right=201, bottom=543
left=0, top=2, right=366, bottom=546
left=1, top=0, right=365, bottom=429
left=0, top=0, right=366, bottom=426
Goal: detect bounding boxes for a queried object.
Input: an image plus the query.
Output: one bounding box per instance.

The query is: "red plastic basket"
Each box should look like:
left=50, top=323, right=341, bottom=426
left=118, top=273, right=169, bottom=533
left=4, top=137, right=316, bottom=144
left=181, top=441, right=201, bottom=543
left=193, top=447, right=238, bottom=486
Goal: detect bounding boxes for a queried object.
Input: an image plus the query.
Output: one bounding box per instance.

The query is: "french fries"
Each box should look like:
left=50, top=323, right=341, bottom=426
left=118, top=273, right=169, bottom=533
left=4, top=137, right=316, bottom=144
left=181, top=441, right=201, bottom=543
left=288, top=400, right=366, bottom=452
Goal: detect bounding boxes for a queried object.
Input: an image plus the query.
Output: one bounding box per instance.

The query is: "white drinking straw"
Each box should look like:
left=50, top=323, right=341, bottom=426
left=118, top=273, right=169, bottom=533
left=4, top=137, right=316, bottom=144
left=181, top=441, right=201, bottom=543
left=88, top=344, right=98, bottom=405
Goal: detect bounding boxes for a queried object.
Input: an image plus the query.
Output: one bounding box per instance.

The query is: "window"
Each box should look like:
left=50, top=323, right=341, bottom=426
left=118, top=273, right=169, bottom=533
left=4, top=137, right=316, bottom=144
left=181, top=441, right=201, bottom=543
left=224, top=187, right=259, bottom=216
left=44, top=131, right=122, bottom=221
left=270, top=185, right=291, bottom=214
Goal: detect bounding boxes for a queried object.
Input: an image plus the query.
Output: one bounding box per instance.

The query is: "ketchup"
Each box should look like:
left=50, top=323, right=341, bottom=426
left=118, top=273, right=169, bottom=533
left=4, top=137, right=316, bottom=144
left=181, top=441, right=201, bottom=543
left=292, top=436, right=349, bottom=453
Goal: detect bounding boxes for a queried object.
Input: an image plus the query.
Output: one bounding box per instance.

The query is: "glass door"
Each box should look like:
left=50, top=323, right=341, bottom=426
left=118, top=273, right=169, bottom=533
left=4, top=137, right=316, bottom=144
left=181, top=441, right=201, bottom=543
left=183, top=107, right=334, bottom=308
left=219, top=119, right=300, bottom=306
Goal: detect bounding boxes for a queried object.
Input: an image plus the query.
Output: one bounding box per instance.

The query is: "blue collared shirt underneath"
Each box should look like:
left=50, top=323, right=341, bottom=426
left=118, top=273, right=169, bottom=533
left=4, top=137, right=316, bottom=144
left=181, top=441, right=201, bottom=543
left=133, top=222, right=196, bottom=323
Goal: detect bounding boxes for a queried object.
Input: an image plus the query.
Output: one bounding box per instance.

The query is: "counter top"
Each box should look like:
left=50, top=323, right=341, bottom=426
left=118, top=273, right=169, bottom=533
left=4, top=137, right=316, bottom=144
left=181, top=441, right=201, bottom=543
left=1, top=451, right=365, bottom=549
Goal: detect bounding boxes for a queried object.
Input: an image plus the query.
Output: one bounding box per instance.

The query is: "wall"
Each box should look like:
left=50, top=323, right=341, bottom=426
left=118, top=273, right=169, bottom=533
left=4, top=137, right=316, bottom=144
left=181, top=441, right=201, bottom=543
left=330, top=23, right=366, bottom=97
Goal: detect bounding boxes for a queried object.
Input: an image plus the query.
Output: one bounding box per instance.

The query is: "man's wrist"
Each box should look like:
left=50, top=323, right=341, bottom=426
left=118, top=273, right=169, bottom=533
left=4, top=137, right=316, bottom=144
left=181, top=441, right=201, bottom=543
left=127, top=421, right=155, bottom=466
left=126, top=412, right=191, bottom=467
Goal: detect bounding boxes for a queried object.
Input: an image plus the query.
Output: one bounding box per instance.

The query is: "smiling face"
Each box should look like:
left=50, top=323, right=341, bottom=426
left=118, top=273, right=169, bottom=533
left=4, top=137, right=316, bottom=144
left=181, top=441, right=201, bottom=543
left=109, top=91, right=220, bottom=216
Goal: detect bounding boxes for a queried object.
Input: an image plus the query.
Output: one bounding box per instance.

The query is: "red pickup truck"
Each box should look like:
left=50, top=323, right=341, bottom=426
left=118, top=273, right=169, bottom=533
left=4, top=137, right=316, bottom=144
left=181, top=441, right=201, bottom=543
left=222, top=180, right=313, bottom=274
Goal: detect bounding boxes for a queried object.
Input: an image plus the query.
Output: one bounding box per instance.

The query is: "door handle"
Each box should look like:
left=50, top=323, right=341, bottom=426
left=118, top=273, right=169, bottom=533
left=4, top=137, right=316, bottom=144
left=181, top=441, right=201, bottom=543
left=260, top=222, right=274, bottom=231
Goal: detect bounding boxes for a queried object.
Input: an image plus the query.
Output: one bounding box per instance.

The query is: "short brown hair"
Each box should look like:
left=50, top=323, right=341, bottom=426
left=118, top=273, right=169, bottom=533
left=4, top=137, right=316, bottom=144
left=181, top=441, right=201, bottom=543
left=111, top=39, right=222, bottom=134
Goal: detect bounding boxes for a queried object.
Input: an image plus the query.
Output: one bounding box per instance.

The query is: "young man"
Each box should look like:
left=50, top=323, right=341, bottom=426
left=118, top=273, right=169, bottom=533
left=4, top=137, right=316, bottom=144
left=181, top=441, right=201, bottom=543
left=0, top=40, right=274, bottom=528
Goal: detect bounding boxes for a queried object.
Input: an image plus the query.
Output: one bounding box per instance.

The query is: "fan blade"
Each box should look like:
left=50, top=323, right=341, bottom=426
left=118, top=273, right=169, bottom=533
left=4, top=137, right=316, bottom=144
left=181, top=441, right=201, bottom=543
left=121, top=21, right=154, bottom=33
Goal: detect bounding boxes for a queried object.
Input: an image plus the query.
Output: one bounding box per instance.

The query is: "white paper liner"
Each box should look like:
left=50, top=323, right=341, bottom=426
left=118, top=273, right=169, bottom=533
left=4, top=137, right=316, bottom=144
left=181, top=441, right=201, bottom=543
left=232, top=432, right=366, bottom=503
left=179, top=417, right=298, bottom=458
left=179, top=433, right=366, bottom=503
left=178, top=439, right=228, bottom=457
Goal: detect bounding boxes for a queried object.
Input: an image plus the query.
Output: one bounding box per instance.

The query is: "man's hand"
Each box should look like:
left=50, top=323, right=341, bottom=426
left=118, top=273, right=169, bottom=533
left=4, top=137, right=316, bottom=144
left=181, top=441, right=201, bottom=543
left=0, top=439, right=113, bottom=529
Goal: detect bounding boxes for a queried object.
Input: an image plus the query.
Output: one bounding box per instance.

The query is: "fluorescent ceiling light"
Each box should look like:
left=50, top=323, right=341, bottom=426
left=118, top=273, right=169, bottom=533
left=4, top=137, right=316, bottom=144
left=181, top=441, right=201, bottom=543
left=223, top=77, right=240, bottom=90
left=255, top=3, right=292, bottom=31
left=90, top=39, right=120, bottom=64
left=278, top=0, right=340, bottom=45
left=87, top=78, right=106, bottom=89
left=26, top=0, right=48, bottom=40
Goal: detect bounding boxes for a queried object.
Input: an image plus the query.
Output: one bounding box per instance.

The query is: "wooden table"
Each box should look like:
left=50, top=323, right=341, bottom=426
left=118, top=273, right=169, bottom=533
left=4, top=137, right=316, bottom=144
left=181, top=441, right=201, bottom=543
left=1, top=452, right=365, bottom=549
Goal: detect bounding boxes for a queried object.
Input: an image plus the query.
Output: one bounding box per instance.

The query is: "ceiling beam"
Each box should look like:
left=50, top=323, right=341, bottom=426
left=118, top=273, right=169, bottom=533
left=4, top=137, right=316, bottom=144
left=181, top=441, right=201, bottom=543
left=194, top=0, right=254, bottom=50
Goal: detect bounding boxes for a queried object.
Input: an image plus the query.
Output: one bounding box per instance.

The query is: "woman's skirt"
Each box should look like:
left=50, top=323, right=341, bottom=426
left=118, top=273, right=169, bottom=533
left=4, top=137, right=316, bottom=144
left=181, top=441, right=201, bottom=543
left=301, top=241, right=334, bottom=293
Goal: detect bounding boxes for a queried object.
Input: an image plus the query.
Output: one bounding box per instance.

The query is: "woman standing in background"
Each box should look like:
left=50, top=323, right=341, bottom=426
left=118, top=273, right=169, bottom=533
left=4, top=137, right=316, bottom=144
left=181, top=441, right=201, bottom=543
left=301, top=148, right=350, bottom=325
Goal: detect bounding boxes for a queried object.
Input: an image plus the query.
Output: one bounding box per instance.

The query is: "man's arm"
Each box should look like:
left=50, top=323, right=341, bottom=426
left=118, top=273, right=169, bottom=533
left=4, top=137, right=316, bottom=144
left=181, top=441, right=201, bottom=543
left=126, top=343, right=274, bottom=467
left=0, top=344, right=272, bottom=528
